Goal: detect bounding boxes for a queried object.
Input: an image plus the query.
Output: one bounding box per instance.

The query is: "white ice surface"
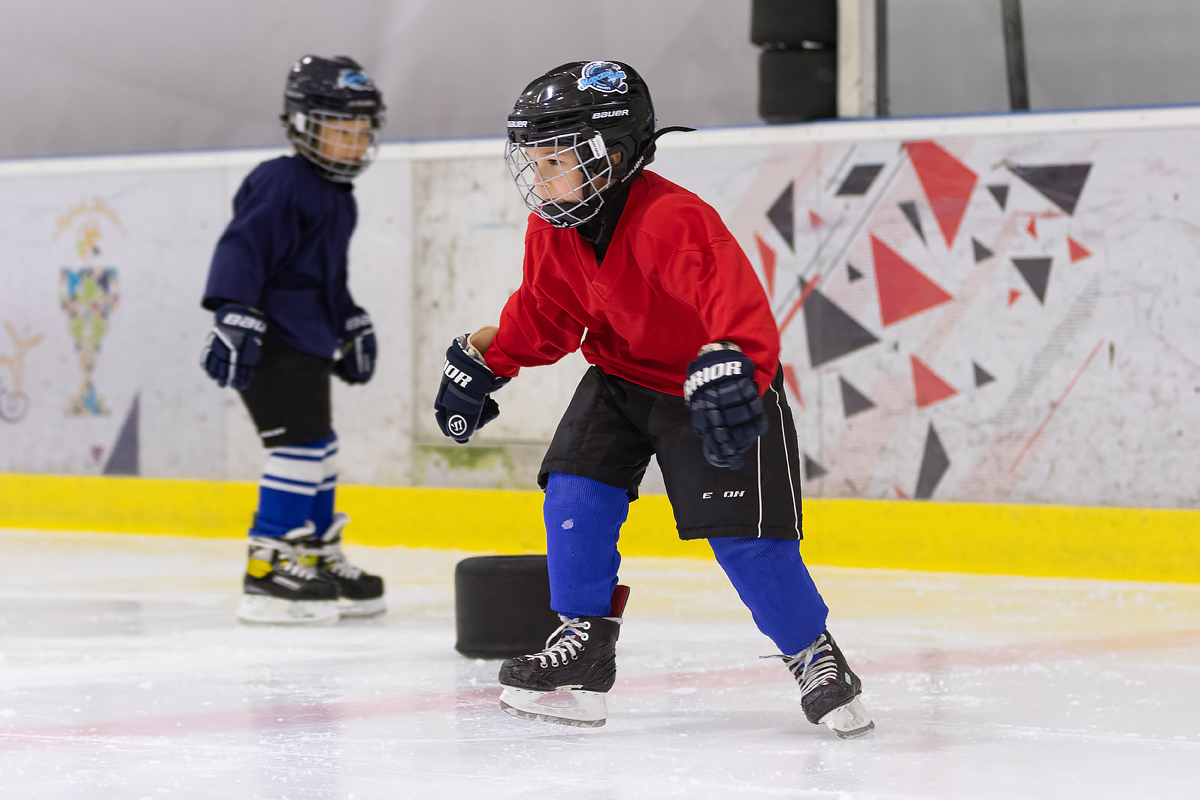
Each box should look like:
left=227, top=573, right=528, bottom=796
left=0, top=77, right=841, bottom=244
left=1, top=528, right=1199, bottom=799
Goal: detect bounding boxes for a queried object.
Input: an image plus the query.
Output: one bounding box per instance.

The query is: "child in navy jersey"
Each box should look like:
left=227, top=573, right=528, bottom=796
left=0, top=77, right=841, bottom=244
left=201, top=55, right=386, bottom=625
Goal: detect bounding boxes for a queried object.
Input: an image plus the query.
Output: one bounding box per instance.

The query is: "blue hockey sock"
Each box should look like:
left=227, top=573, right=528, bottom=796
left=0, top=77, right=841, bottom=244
left=310, top=434, right=339, bottom=535
left=544, top=472, right=628, bottom=618
left=708, top=537, right=829, bottom=655
left=250, top=436, right=335, bottom=538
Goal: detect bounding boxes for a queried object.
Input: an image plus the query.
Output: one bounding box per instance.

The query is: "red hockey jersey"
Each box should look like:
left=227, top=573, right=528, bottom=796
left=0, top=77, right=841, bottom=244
left=485, top=170, right=779, bottom=397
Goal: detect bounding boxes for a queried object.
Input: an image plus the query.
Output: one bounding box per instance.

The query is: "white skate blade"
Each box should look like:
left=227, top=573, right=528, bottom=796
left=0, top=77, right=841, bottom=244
left=818, top=697, right=875, bottom=739
left=338, top=596, right=387, bottom=618
left=499, top=687, right=608, bottom=728
left=236, top=594, right=339, bottom=626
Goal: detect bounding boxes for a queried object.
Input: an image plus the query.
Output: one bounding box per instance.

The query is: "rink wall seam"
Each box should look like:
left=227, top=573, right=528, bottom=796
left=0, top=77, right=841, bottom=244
left=2, top=474, right=1198, bottom=584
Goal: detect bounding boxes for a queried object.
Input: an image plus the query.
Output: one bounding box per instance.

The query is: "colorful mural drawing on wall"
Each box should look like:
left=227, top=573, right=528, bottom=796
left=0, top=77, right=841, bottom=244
left=54, top=198, right=124, bottom=417
left=726, top=134, right=1120, bottom=504
left=0, top=322, right=44, bottom=423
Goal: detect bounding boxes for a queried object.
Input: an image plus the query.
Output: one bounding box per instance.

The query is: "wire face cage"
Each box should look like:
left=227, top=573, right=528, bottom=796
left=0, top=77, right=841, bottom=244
left=504, top=132, right=613, bottom=228
left=287, top=109, right=383, bottom=182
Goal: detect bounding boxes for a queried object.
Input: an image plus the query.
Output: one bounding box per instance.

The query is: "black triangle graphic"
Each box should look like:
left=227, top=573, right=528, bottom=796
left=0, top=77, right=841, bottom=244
left=1009, top=164, right=1092, bottom=215
left=103, top=393, right=140, bottom=476
left=803, top=454, right=828, bottom=480
left=836, top=163, right=884, bottom=196
left=847, top=263, right=863, bottom=282
left=973, top=362, right=996, bottom=387
left=767, top=181, right=795, bottom=252
left=972, top=237, right=994, bottom=263
left=914, top=422, right=950, bottom=499
left=898, top=200, right=925, bottom=243
left=987, top=184, right=1009, bottom=211
left=1012, top=257, right=1052, bottom=304
left=839, top=376, right=876, bottom=418
left=801, top=281, right=880, bottom=368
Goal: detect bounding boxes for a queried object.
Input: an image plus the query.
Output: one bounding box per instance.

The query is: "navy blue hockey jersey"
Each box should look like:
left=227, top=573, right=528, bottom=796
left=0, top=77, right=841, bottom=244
left=203, top=155, right=358, bottom=359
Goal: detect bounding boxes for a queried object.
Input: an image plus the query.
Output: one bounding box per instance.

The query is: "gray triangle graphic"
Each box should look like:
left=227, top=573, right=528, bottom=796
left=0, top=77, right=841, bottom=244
left=972, top=237, right=994, bottom=263
left=801, top=281, right=880, bottom=368
left=836, top=163, right=884, bottom=196
left=1012, top=257, right=1052, bottom=304
left=803, top=454, right=828, bottom=480
left=973, top=362, right=996, bottom=387
left=847, top=263, right=863, bottom=282
left=914, top=423, right=949, bottom=499
left=898, top=201, right=925, bottom=243
left=103, top=393, right=139, bottom=476
left=767, top=181, right=795, bottom=251
left=1009, top=164, right=1092, bottom=215
left=839, top=376, right=876, bottom=418
left=987, top=184, right=1009, bottom=211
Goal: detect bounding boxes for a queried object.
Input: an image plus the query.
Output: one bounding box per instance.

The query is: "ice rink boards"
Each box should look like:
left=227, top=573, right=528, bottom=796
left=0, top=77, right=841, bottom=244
left=1, top=528, right=1198, bottom=799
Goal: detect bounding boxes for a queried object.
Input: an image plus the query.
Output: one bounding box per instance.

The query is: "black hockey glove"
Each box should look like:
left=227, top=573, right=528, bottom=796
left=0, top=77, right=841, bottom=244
left=200, top=304, right=267, bottom=391
left=684, top=343, right=769, bottom=470
left=434, top=334, right=510, bottom=444
left=334, top=306, right=377, bottom=385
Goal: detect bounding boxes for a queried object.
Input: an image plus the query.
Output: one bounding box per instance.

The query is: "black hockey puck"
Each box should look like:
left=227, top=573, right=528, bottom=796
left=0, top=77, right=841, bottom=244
left=454, top=555, right=563, bottom=659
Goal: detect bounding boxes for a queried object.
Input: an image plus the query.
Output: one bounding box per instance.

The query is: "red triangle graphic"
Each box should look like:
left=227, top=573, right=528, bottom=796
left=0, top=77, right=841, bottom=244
left=808, top=209, right=826, bottom=228
left=894, top=485, right=911, bottom=499
left=903, top=141, right=978, bottom=248
left=1007, top=288, right=1022, bottom=307
left=1068, top=236, right=1092, bottom=263
left=910, top=355, right=958, bottom=408
left=782, top=363, right=804, bottom=409
left=871, top=234, right=954, bottom=326
left=754, top=233, right=776, bottom=298
left=1026, top=217, right=1038, bottom=239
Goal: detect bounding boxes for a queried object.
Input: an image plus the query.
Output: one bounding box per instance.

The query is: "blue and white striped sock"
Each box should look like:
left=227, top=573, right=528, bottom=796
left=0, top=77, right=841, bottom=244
left=250, top=436, right=336, bottom=539
left=311, top=434, right=339, bottom=535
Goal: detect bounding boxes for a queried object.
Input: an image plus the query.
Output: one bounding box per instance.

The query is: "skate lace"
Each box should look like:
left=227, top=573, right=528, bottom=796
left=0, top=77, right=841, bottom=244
left=320, top=546, right=363, bottom=580
left=279, top=555, right=320, bottom=581
left=264, top=540, right=321, bottom=581
left=764, top=633, right=838, bottom=697
left=530, top=618, right=592, bottom=668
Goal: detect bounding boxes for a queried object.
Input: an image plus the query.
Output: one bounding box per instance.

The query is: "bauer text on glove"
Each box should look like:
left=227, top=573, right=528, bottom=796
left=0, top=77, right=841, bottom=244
left=200, top=304, right=267, bottom=391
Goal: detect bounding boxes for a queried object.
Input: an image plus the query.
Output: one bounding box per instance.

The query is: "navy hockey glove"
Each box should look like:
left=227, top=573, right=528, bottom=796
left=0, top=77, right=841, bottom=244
left=434, top=334, right=510, bottom=443
left=334, top=306, right=377, bottom=385
left=200, top=304, right=267, bottom=391
left=684, top=343, right=769, bottom=470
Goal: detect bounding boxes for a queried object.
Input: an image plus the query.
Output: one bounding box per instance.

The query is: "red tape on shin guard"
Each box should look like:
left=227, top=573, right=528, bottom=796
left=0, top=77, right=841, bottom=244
left=609, top=584, right=630, bottom=618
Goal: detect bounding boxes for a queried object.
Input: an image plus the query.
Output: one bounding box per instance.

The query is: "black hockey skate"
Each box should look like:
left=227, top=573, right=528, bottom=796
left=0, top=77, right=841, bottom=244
left=498, top=585, right=630, bottom=727
left=297, top=512, right=386, bottom=618
left=776, top=629, right=874, bottom=739
left=237, top=522, right=340, bottom=626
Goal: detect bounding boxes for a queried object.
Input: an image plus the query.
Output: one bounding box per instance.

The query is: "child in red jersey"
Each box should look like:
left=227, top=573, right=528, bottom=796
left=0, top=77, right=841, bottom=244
left=433, top=61, right=873, bottom=737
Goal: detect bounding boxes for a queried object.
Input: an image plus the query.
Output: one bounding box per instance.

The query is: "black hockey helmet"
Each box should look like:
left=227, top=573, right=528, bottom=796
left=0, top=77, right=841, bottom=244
left=505, top=61, right=685, bottom=228
left=282, top=55, right=385, bottom=182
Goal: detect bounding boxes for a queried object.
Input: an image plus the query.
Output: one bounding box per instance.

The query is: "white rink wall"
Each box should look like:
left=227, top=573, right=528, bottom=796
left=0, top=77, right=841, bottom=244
left=3, top=107, right=1200, bottom=509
